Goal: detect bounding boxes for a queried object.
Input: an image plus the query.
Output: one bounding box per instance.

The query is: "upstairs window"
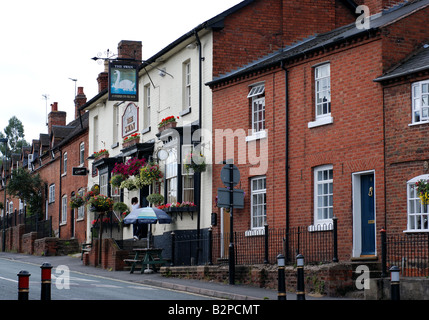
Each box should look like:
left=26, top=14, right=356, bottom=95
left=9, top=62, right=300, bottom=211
left=183, top=60, right=191, bottom=110
left=248, top=83, right=265, bottom=134
left=315, top=64, right=331, bottom=119
left=412, top=80, right=429, bottom=124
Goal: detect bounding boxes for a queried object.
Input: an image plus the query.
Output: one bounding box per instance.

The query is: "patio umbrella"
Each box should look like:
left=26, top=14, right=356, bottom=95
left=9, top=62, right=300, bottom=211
left=123, top=207, right=172, bottom=225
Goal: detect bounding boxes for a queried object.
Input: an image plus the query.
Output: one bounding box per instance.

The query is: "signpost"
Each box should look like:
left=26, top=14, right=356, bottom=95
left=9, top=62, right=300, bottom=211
left=217, top=163, right=244, bottom=285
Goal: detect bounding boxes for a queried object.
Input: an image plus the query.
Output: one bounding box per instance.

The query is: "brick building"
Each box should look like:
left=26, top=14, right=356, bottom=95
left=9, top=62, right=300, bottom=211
left=208, top=0, right=429, bottom=262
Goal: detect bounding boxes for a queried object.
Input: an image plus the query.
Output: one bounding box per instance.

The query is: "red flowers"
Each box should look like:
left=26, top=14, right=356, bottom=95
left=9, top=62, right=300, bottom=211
left=158, top=116, right=179, bottom=128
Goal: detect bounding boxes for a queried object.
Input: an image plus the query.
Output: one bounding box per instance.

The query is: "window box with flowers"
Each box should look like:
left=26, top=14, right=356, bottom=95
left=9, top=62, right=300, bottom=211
left=158, top=116, right=179, bottom=132
left=416, top=179, right=429, bottom=205
left=184, top=152, right=206, bottom=173
left=122, top=133, right=140, bottom=148
left=93, top=149, right=109, bottom=161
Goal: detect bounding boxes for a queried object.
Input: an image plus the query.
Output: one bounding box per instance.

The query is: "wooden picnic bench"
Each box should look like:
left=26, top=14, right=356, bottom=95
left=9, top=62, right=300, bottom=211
left=124, top=248, right=167, bottom=273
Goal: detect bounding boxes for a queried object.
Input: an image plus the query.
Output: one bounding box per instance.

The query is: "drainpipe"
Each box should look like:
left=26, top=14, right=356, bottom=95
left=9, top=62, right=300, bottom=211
left=194, top=29, right=203, bottom=263
left=281, top=61, right=290, bottom=262
left=58, top=148, right=62, bottom=238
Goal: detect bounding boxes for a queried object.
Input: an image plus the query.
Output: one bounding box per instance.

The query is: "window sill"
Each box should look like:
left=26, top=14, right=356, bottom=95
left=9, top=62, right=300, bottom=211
left=142, top=126, right=151, bottom=135
left=308, top=223, right=333, bottom=232
left=408, top=121, right=429, bottom=127
left=245, top=228, right=265, bottom=237
left=179, top=107, right=191, bottom=117
left=403, top=229, right=429, bottom=233
left=308, top=116, right=333, bottom=128
left=246, top=130, right=267, bottom=142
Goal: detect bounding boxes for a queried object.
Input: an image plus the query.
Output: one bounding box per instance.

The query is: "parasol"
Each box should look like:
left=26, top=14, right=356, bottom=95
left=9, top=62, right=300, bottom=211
left=123, top=207, right=172, bottom=225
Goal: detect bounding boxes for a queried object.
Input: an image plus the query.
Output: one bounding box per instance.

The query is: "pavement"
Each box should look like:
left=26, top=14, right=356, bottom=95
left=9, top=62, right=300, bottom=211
left=0, top=252, right=359, bottom=301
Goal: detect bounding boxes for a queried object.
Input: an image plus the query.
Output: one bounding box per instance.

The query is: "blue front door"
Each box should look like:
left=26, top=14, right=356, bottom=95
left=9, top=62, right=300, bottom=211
left=361, top=174, right=375, bottom=255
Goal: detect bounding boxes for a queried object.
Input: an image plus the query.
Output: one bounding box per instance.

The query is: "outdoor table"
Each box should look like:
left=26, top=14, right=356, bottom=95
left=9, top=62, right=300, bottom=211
left=127, top=248, right=166, bottom=273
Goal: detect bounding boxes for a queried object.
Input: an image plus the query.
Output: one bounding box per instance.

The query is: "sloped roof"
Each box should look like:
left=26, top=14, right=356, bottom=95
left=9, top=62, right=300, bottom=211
left=374, top=44, right=429, bottom=81
left=207, top=0, right=429, bottom=86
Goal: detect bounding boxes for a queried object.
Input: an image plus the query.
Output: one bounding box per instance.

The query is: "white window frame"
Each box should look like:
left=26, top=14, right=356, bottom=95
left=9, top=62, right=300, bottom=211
left=250, top=176, right=267, bottom=230
left=406, top=175, right=429, bottom=232
left=144, top=84, right=151, bottom=129
left=165, top=144, right=178, bottom=204
left=184, top=60, right=191, bottom=109
left=315, top=63, right=331, bottom=118
left=49, top=184, right=55, bottom=204
left=63, top=152, right=67, bottom=175
left=248, top=83, right=266, bottom=134
left=61, top=195, right=67, bottom=224
left=100, top=173, right=108, bottom=196
left=79, top=142, right=85, bottom=165
left=411, top=80, right=429, bottom=124
left=314, top=165, right=333, bottom=226
left=181, top=145, right=194, bottom=203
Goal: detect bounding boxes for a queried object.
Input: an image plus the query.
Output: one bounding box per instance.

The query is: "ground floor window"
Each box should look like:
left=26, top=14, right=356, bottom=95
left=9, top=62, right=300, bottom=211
left=407, top=175, right=429, bottom=232
left=314, top=165, right=333, bottom=226
left=251, top=176, right=266, bottom=230
left=61, top=195, right=67, bottom=224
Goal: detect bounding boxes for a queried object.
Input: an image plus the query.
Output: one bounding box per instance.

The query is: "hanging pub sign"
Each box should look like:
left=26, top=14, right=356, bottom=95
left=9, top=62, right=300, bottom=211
left=108, top=61, right=138, bottom=101
left=122, top=103, right=139, bottom=137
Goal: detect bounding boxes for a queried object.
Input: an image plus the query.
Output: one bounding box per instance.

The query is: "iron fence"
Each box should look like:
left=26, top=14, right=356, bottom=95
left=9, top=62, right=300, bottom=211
left=382, top=231, right=429, bottom=277
left=171, top=220, right=338, bottom=266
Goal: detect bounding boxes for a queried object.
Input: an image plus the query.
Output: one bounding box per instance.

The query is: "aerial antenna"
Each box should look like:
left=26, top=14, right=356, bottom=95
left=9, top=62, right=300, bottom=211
left=69, top=78, right=78, bottom=98
left=42, top=94, right=49, bottom=127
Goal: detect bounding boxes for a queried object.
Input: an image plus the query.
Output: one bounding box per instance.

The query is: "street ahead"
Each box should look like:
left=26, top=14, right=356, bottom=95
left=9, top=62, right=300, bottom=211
left=0, top=257, right=215, bottom=300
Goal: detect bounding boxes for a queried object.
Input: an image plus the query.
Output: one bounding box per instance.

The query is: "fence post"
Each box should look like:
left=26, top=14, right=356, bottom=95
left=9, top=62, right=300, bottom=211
left=380, top=228, right=387, bottom=277
left=264, top=224, right=269, bottom=264
left=170, top=231, right=175, bottom=266
left=17, top=270, right=31, bottom=300
left=208, top=227, right=213, bottom=265
left=332, top=216, right=338, bottom=262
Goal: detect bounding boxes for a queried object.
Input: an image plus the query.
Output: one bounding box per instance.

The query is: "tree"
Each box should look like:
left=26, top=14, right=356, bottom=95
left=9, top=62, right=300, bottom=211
left=0, top=116, right=29, bottom=158
left=7, top=168, right=45, bottom=217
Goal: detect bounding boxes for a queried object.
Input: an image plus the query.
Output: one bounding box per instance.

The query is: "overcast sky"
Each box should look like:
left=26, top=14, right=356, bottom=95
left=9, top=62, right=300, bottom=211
left=0, top=0, right=243, bottom=145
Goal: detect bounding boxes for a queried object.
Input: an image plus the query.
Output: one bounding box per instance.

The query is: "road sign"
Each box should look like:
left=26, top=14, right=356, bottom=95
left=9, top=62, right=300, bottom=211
left=217, top=188, right=244, bottom=209
left=72, top=167, right=88, bottom=176
left=220, top=164, right=240, bottom=187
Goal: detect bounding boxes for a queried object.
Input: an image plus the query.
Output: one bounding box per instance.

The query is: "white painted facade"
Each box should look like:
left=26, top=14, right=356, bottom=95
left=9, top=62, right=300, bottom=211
left=84, top=30, right=213, bottom=242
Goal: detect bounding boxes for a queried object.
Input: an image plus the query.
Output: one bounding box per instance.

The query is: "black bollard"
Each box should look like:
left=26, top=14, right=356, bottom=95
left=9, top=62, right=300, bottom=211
left=40, top=262, right=53, bottom=300
left=17, top=270, right=31, bottom=300
left=390, top=266, right=400, bottom=300
left=277, top=254, right=286, bottom=300
left=296, top=254, right=305, bottom=300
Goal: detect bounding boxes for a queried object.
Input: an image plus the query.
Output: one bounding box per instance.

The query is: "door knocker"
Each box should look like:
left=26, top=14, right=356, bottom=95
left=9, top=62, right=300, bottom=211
left=368, top=187, right=373, bottom=197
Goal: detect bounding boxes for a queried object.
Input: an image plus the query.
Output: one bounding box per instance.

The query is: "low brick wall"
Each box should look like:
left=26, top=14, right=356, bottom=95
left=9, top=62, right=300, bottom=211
left=82, top=238, right=128, bottom=271
left=160, top=263, right=355, bottom=297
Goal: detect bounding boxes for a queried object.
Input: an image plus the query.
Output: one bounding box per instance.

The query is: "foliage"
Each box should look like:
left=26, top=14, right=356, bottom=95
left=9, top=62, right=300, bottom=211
left=416, top=180, right=429, bottom=204
left=113, top=201, right=129, bottom=214
left=146, top=193, right=164, bottom=206
left=93, top=149, right=109, bottom=158
left=87, top=194, right=114, bottom=212
left=6, top=168, right=44, bottom=217
left=0, top=202, right=3, bottom=210
left=123, top=133, right=140, bottom=144
left=0, top=116, right=29, bottom=158
left=184, top=152, right=207, bottom=173
left=110, top=174, right=128, bottom=187
left=69, top=194, right=85, bottom=209
left=140, top=163, right=163, bottom=185
left=158, top=116, right=179, bottom=128
left=112, top=157, right=146, bottom=177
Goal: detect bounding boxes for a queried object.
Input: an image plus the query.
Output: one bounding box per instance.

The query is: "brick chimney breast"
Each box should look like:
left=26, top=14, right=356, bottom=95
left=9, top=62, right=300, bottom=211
left=74, top=86, right=87, bottom=119
left=48, top=102, right=66, bottom=135
left=97, top=60, right=109, bottom=93
left=117, top=40, right=142, bottom=62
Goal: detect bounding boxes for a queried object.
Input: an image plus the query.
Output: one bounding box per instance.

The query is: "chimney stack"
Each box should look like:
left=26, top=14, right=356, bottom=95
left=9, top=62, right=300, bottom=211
left=118, top=40, right=142, bottom=62
left=74, top=87, right=87, bottom=119
left=97, top=60, right=109, bottom=93
left=48, top=102, right=66, bottom=135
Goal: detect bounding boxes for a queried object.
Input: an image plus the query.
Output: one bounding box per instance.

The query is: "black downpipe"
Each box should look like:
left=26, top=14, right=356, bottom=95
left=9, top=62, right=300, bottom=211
left=281, top=62, right=290, bottom=262
left=194, top=29, right=203, bottom=264
left=58, top=148, right=62, bottom=238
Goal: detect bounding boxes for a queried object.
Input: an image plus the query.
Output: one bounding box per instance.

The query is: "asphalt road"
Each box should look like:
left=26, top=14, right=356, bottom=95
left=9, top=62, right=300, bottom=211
left=0, top=257, right=215, bottom=300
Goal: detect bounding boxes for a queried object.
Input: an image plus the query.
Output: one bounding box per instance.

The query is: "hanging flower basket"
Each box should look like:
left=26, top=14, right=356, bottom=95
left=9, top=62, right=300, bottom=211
left=140, top=163, right=163, bottom=185
left=110, top=174, right=128, bottom=188
left=416, top=180, right=429, bottom=205
left=69, top=194, right=85, bottom=209
left=123, top=133, right=140, bottom=148
left=88, top=195, right=114, bottom=212
left=184, top=152, right=207, bottom=173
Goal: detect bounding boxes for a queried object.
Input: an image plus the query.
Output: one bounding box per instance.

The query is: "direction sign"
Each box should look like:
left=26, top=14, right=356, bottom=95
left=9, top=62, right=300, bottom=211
left=217, top=188, right=244, bottom=209
left=220, top=164, right=240, bottom=187
left=72, top=167, right=88, bottom=176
